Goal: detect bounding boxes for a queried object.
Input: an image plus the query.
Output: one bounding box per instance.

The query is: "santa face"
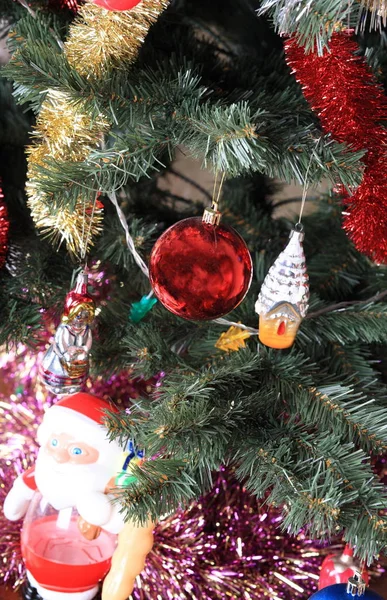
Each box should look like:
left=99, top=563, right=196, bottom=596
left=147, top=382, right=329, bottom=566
left=35, top=431, right=116, bottom=511
left=46, top=432, right=100, bottom=464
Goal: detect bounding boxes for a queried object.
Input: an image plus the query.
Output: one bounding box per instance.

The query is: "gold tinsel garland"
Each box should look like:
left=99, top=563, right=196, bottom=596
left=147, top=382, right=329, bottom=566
left=28, top=191, right=105, bottom=256
left=66, top=1, right=170, bottom=78
left=27, top=0, right=169, bottom=257
left=30, top=90, right=109, bottom=162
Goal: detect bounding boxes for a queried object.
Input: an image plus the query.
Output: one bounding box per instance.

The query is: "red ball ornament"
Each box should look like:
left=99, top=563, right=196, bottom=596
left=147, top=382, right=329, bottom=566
left=91, top=0, right=141, bottom=11
left=149, top=216, right=253, bottom=321
left=319, top=545, right=369, bottom=590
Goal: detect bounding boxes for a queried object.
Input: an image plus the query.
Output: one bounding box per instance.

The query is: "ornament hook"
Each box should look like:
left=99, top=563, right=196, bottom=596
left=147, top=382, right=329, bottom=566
left=347, top=571, right=366, bottom=596
left=296, top=152, right=315, bottom=228
left=203, top=202, right=222, bottom=226
left=203, top=170, right=226, bottom=226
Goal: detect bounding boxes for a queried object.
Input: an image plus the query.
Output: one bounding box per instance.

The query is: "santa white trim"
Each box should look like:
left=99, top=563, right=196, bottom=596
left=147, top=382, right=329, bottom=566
left=38, top=406, right=113, bottom=447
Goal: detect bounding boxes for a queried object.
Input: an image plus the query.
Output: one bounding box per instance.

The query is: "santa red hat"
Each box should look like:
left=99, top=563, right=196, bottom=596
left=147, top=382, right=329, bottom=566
left=37, top=393, right=120, bottom=451
left=55, top=392, right=119, bottom=422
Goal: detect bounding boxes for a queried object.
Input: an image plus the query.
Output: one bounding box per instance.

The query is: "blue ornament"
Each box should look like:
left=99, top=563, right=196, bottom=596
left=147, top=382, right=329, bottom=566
left=129, top=294, right=157, bottom=323
left=123, top=440, right=145, bottom=468
left=310, top=584, right=383, bottom=600
left=115, top=440, right=145, bottom=487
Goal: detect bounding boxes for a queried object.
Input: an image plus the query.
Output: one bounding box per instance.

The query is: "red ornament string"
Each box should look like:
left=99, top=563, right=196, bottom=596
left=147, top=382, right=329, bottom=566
left=285, top=32, right=387, bottom=263
left=0, top=185, right=10, bottom=270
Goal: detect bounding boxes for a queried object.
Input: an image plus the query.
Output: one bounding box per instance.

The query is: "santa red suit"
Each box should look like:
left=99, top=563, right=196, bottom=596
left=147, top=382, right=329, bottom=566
left=4, top=393, right=125, bottom=600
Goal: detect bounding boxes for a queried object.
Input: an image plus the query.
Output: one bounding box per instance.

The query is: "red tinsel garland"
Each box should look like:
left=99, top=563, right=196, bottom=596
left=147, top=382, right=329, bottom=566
left=285, top=32, right=387, bottom=264
left=0, top=186, right=9, bottom=269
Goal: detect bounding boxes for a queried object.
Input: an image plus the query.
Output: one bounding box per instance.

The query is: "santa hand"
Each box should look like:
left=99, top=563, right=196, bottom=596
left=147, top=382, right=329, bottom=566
left=3, top=476, right=34, bottom=521
left=76, top=491, right=113, bottom=527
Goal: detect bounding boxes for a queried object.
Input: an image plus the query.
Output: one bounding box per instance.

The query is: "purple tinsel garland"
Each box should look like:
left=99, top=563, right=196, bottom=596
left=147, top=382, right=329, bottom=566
left=0, top=346, right=383, bottom=598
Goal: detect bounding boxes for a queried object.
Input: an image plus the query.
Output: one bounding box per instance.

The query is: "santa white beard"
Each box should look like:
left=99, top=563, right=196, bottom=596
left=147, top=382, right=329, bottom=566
left=35, top=449, right=112, bottom=511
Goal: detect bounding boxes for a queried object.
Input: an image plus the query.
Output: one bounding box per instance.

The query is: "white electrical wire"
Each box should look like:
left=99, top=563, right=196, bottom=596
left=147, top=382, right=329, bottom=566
left=213, top=318, right=258, bottom=335
left=108, top=191, right=150, bottom=279
left=16, top=0, right=64, bottom=49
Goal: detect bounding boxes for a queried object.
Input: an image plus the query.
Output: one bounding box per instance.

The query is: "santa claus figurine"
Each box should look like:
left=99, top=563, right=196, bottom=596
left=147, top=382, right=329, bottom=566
left=3, top=393, right=154, bottom=600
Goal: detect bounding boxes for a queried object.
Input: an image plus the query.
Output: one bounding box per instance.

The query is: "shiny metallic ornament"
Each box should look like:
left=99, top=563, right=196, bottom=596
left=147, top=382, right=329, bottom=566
left=149, top=208, right=253, bottom=321
left=202, top=201, right=222, bottom=227
left=309, top=572, right=381, bottom=599
left=40, top=271, right=96, bottom=395
left=255, top=227, right=309, bottom=349
left=347, top=572, right=366, bottom=597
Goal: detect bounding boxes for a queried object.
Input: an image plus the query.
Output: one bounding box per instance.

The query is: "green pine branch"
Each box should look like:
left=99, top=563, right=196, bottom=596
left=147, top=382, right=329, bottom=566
left=235, top=421, right=387, bottom=561
left=259, top=0, right=360, bottom=53
left=301, top=304, right=387, bottom=346
left=3, top=11, right=366, bottom=219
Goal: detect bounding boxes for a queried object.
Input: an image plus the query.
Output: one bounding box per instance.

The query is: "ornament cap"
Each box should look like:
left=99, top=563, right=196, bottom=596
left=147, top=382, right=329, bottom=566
left=347, top=572, right=366, bottom=597
left=202, top=202, right=222, bottom=226
left=289, top=224, right=305, bottom=243
left=74, top=270, right=89, bottom=295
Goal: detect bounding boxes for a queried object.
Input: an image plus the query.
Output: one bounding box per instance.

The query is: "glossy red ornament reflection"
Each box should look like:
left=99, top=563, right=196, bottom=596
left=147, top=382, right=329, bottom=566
left=149, top=217, right=252, bottom=321
left=91, top=0, right=141, bottom=11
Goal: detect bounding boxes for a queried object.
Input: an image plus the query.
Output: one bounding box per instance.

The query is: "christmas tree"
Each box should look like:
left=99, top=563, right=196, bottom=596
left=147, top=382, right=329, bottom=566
left=1, top=0, right=387, bottom=598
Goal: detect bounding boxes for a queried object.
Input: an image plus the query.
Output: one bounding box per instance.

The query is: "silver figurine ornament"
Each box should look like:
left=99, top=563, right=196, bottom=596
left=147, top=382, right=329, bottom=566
left=40, top=271, right=96, bottom=395
left=255, top=227, right=309, bottom=349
